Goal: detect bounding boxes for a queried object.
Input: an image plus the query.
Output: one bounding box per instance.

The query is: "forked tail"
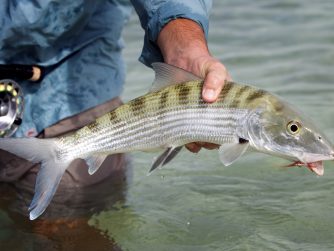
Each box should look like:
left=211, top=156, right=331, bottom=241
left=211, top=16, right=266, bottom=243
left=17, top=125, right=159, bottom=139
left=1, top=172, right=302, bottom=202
left=0, top=138, right=70, bottom=220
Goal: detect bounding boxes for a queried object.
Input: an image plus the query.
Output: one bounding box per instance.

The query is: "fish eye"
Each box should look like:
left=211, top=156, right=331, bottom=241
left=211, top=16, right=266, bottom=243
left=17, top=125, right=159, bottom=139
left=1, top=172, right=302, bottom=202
left=287, top=120, right=301, bottom=135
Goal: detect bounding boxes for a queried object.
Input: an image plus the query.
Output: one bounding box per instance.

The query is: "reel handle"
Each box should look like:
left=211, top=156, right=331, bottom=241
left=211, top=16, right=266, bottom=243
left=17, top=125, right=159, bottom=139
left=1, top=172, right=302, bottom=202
left=0, top=64, right=44, bottom=82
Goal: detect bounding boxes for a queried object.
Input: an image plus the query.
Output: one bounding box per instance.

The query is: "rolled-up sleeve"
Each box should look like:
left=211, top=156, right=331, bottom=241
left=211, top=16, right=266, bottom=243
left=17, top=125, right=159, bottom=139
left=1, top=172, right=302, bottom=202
left=130, top=0, right=212, bottom=67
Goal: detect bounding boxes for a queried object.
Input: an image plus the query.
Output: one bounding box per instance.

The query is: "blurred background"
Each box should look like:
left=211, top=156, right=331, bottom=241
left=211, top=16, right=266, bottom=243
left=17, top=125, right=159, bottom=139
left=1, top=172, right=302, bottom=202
left=1, top=1, right=334, bottom=250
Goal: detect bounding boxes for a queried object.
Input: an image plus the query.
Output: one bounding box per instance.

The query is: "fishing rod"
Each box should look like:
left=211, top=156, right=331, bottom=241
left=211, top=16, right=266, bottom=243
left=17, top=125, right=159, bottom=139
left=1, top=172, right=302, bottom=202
left=0, top=64, right=45, bottom=137
left=0, top=64, right=44, bottom=82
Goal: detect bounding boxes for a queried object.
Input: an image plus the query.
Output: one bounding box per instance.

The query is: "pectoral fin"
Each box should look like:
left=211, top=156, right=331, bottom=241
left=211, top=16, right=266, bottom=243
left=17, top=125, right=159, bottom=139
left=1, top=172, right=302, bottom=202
left=219, top=138, right=249, bottom=166
left=84, top=155, right=108, bottom=175
left=148, top=146, right=183, bottom=174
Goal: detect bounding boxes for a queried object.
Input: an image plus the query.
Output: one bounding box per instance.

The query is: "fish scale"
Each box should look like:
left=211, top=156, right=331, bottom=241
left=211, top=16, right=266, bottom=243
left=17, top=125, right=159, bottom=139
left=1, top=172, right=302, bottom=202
left=1, top=62, right=332, bottom=220
left=56, top=79, right=274, bottom=162
left=62, top=81, right=262, bottom=159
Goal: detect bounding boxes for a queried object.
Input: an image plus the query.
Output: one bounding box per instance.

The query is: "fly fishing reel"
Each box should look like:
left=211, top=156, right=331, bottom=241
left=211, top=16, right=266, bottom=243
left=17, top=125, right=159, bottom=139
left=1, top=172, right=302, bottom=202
left=0, top=79, right=24, bottom=137
left=0, top=64, right=44, bottom=137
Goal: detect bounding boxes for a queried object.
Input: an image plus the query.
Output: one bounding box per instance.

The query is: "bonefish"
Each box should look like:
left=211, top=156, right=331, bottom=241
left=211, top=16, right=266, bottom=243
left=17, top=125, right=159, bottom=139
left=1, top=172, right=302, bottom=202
left=0, top=63, right=333, bottom=220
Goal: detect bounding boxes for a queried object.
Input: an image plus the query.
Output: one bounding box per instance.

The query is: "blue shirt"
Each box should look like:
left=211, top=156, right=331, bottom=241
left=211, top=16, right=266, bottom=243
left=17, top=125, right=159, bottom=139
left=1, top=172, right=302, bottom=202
left=0, top=0, right=211, bottom=137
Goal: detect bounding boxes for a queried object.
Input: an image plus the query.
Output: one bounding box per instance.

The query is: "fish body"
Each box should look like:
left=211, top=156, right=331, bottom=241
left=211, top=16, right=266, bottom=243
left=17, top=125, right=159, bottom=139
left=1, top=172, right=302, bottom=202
left=62, top=80, right=255, bottom=156
left=0, top=63, right=333, bottom=220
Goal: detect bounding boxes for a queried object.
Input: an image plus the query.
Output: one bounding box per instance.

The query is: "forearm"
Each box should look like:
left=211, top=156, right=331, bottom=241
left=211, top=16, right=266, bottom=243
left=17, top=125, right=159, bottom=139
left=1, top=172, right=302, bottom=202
left=130, top=0, right=212, bottom=66
left=156, top=17, right=230, bottom=103
left=157, top=18, right=210, bottom=72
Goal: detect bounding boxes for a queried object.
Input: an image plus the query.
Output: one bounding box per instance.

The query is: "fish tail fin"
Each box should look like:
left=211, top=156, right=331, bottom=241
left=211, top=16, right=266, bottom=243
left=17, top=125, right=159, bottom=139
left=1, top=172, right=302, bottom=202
left=0, top=138, right=70, bottom=220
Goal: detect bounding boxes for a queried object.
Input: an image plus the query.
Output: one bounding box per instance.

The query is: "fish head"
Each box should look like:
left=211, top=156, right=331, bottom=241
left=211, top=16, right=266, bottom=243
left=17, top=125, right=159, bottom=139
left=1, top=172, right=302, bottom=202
left=247, top=96, right=334, bottom=175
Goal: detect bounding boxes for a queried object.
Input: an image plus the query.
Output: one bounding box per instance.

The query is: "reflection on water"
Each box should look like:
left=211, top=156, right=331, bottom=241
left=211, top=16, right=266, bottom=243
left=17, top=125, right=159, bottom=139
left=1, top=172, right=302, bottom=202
left=0, top=154, right=131, bottom=250
left=1, top=1, right=334, bottom=250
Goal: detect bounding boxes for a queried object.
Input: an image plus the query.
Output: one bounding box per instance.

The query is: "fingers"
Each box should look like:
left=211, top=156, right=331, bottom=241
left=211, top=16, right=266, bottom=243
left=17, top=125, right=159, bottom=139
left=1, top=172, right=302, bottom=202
left=201, top=142, right=220, bottom=150
left=185, top=143, right=201, bottom=153
left=202, top=61, right=231, bottom=103
left=185, top=142, right=220, bottom=153
left=185, top=59, right=229, bottom=153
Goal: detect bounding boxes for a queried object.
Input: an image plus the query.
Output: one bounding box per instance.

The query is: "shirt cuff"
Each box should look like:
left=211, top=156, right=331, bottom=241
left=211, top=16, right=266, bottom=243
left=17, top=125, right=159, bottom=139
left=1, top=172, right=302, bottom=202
left=139, top=1, right=211, bottom=67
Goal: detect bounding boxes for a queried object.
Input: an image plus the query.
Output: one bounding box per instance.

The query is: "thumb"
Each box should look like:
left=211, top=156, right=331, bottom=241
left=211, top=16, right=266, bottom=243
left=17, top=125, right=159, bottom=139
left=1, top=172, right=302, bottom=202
left=201, top=63, right=231, bottom=103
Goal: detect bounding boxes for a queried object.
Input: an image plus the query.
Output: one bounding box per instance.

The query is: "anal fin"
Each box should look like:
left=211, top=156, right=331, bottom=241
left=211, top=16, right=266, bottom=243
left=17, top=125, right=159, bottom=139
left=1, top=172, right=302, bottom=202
left=84, top=155, right=108, bottom=175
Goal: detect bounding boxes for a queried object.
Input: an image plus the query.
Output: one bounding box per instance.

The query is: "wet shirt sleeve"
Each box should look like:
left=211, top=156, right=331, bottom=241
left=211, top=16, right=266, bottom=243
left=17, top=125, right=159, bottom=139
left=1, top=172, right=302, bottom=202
left=130, top=0, right=212, bottom=67
left=0, top=1, right=132, bottom=137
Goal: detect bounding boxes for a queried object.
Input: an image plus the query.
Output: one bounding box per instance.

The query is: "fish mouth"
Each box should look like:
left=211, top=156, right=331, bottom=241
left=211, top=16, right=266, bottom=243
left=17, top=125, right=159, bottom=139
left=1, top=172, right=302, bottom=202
left=286, top=152, right=334, bottom=176
left=286, top=161, right=324, bottom=176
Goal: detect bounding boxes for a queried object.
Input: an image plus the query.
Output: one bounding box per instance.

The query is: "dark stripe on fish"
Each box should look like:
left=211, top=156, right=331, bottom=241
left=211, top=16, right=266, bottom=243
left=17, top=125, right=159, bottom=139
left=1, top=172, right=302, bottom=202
left=177, top=85, right=191, bottom=104
left=109, top=110, right=121, bottom=124
left=87, top=121, right=99, bottom=132
left=159, top=90, right=169, bottom=111
left=219, top=81, right=233, bottom=99
left=229, top=85, right=251, bottom=108
left=245, top=90, right=266, bottom=104
left=272, top=99, right=284, bottom=113
left=130, top=97, right=146, bottom=115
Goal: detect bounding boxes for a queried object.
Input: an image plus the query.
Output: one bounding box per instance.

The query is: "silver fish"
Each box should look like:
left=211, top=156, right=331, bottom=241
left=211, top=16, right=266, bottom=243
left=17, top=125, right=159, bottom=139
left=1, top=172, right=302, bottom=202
left=0, top=63, right=333, bottom=220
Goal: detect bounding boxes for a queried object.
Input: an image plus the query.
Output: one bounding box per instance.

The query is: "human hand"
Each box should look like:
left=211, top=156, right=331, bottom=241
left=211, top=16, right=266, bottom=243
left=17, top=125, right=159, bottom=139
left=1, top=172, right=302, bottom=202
left=157, top=18, right=232, bottom=153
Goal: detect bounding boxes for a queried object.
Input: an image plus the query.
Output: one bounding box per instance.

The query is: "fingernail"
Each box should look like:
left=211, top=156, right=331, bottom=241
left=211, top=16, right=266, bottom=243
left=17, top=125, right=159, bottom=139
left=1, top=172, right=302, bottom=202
left=203, top=88, right=215, bottom=101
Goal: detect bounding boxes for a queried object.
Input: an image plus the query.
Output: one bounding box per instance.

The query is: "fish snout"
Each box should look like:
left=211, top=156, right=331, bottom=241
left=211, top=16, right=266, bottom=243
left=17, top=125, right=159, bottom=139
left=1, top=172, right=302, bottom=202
left=299, top=151, right=334, bottom=163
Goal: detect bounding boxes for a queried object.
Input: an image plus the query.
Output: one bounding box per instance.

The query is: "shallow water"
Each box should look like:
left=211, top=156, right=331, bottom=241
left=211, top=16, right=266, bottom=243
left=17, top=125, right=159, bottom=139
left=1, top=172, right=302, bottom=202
left=1, top=0, right=334, bottom=250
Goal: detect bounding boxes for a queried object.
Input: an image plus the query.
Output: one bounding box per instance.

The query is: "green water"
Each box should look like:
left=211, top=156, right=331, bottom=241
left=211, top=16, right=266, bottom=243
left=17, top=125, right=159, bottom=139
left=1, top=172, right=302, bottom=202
left=1, top=1, right=334, bottom=250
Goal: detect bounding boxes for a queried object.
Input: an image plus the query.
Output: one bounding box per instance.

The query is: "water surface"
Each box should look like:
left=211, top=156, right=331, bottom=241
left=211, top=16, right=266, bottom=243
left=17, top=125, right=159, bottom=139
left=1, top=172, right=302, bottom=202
left=1, top=1, right=334, bottom=250
left=99, top=1, right=334, bottom=250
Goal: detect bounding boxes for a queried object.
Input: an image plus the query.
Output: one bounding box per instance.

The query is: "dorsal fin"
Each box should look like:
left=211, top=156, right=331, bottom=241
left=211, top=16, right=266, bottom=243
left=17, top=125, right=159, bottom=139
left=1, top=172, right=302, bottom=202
left=150, top=63, right=202, bottom=92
